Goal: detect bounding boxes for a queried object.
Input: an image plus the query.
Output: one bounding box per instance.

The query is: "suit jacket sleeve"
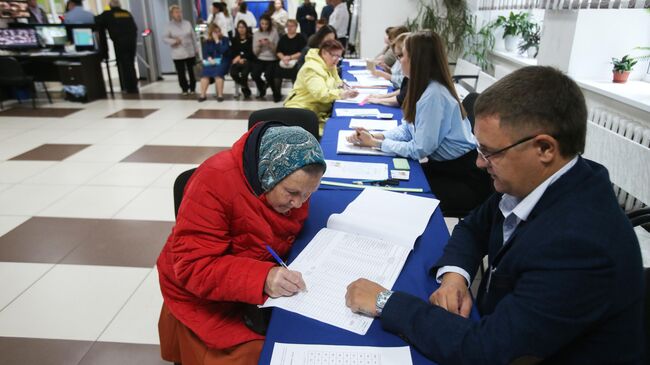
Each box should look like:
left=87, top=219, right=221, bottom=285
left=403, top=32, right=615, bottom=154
left=381, top=231, right=617, bottom=365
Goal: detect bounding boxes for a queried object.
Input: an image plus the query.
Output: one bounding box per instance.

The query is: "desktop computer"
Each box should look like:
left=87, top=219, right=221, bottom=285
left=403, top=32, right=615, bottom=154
left=35, top=25, right=68, bottom=48
left=0, top=28, right=38, bottom=49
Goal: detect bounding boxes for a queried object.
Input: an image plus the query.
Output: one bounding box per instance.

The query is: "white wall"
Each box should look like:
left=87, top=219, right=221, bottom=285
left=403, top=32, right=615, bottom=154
left=537, top=10, right=578, bottom=72
left=357, top=0, right=419, bottom=59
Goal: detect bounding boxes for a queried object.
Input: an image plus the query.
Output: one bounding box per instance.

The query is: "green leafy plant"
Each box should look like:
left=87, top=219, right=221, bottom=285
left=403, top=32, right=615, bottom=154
left=611, top=55, right=637, bottom=72
left=518, top=24, right=540, bottom=57
left=464, top=18, right=496, bottom=70
left=494, top=11, right=532, bottom=38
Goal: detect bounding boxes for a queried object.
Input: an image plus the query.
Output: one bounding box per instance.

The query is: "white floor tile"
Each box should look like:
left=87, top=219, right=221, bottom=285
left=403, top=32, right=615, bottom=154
left=0, top=140, right=42, bottom=161
left=51, top=128, right=119, bottom=144
left=196, top=130, right=241, bottom=147
left=98, top=129, right=164, bottom=145
left=212, top=121, right=248, bottom=134
left=87, top=163, right=172, bottom=187
left=24, top=161, right=113, bottom=185
left=0, top=117, right=48, bottom=129
left=99, top=268, right=162, bottom=344
left=0, top=184, right=10, bottom=193
left=0, top=161, right=57, bottom=183
left=4, top=128, right=71, bottom=146
left=0, top=215, right=30, bottom=237
left=64, top=144, right=143, bottom=163
left=0, top=264, right=149, bottom=341
left=0, top=262, right=53, bottom=310
left=0, top=129, right=27, bottom=142
left=0, top=184, right=76, bottom=216
left=113, top=187, right=174, bottom=221
left=38, top=185, right=144, bottom=219
left=148, top=130, right=207, bottom=146
left=150, top=164, right=198, bottom=189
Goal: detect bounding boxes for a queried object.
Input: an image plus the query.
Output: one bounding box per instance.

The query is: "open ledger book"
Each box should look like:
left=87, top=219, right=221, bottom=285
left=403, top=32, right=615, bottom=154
left=262, top=189, right=439, bottom=335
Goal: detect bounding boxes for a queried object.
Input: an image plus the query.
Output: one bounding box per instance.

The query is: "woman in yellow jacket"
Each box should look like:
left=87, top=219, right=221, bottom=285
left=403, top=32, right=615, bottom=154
left=284, top=39, right=358, bottom=133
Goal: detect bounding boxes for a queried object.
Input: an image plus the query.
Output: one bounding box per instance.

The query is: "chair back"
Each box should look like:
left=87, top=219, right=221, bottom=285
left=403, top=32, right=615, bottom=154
left=0, top=57, right=27, bottom=81
left=462, top=92, right=479, bottom=130
left=248, top=107, right=319, bottom=140
left=452, top=58, right=480, bottom=90
left=173, top=168, right=197, bottom=219
left=475, top=71, right=497, bottom=93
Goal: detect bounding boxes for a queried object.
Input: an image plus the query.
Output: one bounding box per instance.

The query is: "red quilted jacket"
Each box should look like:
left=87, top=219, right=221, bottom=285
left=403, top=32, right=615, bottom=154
left=156, top=127, right=310, bottom=349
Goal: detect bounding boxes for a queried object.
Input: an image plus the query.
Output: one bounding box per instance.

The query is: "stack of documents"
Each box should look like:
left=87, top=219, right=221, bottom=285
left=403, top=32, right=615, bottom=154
left=323, top=160, right=388, bottom=180
left=270, top=343, right=413, bottom=365
left=335, top=108, right=381, bottom=117
left=349, top=118, right=398, bottom=131
left=262, top=189, right=439, bottom=334
left=337, top=130, right=394, bottom=156
left=344, top=59, right=367, bottom=67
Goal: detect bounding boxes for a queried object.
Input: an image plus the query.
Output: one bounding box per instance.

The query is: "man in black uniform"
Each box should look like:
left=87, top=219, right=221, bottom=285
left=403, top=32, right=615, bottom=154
left=96, top=0, right=139, bottom=93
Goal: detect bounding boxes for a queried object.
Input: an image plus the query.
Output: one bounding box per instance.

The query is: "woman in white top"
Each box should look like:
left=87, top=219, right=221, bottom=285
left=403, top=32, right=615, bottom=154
left=266, top=0, right=288, bottom=35
left=163, top=5, right=199, bottom=95
left=233, top=2, right=257, bottom=30
left=208, top=3, right=230, bottom=38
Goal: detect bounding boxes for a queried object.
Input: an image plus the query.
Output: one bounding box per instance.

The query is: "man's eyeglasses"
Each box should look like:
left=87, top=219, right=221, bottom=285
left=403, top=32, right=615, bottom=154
left=476, top=135, right=539, bottom=162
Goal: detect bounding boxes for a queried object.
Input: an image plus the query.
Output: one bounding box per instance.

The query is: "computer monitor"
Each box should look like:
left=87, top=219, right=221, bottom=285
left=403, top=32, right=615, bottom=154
left=0, top=1, right=30, bottom=19
left=35, top=25, right=68, bottom=47
left=0, top=28, right=38, bottom=49
left=72, top=28, right=95, bottom=49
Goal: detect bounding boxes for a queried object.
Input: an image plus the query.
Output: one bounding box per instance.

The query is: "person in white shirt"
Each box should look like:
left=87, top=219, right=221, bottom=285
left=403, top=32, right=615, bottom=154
left=163, top=5, right=199, bottom=95
left=266, top=0, right=288, bottom=35
left=207, top=2, right=230, bottom=38
left=233, top=2, right=257, bottom=30
left=328, top=0, right=349, bottom=47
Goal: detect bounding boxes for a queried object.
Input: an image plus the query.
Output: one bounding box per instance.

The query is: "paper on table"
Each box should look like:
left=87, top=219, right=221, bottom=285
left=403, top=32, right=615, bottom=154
left=336, top=94, right=369, bottom=104
left=353, top=75, right=393, bottom=87
left=356, top=88, right=389, bottom=95
left=323, top=159, right=388, bottom=180
left=349, top=118, right=398, bottom=131
left=261, top=228, right=410, bottom=334
left=335, top=108, right=380, bottom=117
left=337, top=130, right=394, bottom=156
left=327, top=188, right=438, bottom=249
left=345, top=59, right=367, bottom=67
left=270, top=343, right=413, bottom=365
left=348, top=69, right=372, bottom=76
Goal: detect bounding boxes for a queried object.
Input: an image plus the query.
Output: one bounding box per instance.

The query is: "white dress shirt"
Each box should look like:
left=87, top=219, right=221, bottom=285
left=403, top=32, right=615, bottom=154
left=437, top=156, right=579, bottom=286
left=329, top=2, right=349, bottom=38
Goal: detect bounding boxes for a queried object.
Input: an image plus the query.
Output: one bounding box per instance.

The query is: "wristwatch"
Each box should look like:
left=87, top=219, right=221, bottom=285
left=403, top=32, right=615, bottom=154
left=375, top=290, right=394, bottom=316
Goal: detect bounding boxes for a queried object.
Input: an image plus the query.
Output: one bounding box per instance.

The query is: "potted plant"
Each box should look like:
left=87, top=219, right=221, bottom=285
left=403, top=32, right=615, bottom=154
left=518, top=24, right=540, bottom=58
left=494, top=12, right=531, bottom=52
left=611, top=55, right=637, bottom=83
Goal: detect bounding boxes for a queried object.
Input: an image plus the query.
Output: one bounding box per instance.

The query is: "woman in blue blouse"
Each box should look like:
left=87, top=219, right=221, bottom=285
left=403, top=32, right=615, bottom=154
left=198, top=23, right=231, bottom=102
left=348, top=31, right=492, bottom=216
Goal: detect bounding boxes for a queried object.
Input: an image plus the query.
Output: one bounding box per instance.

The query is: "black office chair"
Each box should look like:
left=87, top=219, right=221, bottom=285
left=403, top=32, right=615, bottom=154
left=627, top=208, right=650, bottom=364
left=173, top=167, right=197, bottom=219
left=247, top=107, right=320, bottom=140
left=0, top=57, right=38, bottom=109
left=462, top=92, right=480, bottom=130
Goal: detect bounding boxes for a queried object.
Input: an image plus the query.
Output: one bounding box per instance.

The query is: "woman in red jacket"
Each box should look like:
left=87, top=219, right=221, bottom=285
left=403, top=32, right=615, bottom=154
left=157, top=122, right=326, bottom=365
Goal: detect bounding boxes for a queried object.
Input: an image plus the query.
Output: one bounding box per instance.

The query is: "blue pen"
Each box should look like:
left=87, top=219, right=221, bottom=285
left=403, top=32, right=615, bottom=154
left=265, top=245, right=289, bottom=269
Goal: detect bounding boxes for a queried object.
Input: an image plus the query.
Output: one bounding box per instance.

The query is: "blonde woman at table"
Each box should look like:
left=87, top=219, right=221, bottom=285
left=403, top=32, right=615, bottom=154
left=366, top=33, right=410, bottom=107
left=284, top=39, right=359, bottom=134
left=157, top=122, right=326, bottom=365
left=347, top=31, right=492, bottom=217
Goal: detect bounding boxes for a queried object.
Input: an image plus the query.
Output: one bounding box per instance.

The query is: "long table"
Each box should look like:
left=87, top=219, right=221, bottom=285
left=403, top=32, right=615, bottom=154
left=258, top=60, right=477, bottom=365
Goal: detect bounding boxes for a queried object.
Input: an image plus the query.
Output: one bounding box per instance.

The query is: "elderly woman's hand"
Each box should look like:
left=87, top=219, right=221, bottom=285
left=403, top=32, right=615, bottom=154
left=264, top=267, right=307, bottom=297
left=340, top=89, right=359, bottom=99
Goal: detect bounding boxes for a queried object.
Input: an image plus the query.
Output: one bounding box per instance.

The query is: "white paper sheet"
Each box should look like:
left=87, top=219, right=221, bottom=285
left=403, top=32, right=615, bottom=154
left=356, top=88, right=389, bottom=95
left=335, top=108, right=381, bottom=117
left=349, top=118, right=398, bottom=131
left=336, top=94, right=370, bottom=104
left=262, top=228, right=410, bottom=334
left=270, top=343, right=413, bottom=365
left=327, top=188, right=438, bottom=249
left=323, top=160, right=388, bottom=180
left=344, top=59, right=367, bottom=67
left=337, top=131, right=394, bottom=156
left=353, top=75, right=393, bottom=87
left=348, top=69, right=372, bottom=76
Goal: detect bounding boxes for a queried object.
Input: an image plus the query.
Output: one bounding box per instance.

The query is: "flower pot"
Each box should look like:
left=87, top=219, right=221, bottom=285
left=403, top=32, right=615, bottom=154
left=504, top=35, right=518, bottom=52
left=612, top=71, right=630, bottom=84
left=527, top=46, right=538, bottom=58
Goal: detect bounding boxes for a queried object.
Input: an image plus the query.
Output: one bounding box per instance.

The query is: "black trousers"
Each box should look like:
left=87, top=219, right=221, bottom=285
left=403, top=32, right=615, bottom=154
left=422, top=149, right=494, bottom=218
left=173, top=57, right=196, bottom=93
left=230, top=61, right=252, bottom=91
left=114, top=42, right=138, bottom=93
left=251, top=60, right=280, bottom=98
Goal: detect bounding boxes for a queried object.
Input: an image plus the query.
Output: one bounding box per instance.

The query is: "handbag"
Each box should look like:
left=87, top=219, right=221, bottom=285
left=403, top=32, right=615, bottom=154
left=193, top=61, right=203, bottom=80
left=278, top=59, right=297, bottom=69
left=242, top=304, right=272, bottom=335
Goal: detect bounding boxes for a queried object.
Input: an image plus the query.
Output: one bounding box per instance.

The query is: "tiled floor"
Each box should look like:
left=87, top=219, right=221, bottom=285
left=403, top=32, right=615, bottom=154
left=0, top=77, right=284, bottom=364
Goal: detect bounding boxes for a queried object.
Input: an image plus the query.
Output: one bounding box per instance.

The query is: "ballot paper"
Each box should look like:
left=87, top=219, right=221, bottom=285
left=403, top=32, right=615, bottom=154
left=335, top=108, right=381, bottom=117
left=336, top=93, right=370, bottom=104
left=353, top=75, right=393, bottom=87
left=323, top=160, right=389, bottom=180
left=349, top=118, right=398, bottom=131
left=345, top=59, right=367, bottom=67
left=270, top=343, right=413, bottom=365
left=262, top=189, right=438, bottom=334
left=356, top=88, right=389, bottom=95
left=337, top=130, right=394, bottom=156
left=348, top=69, right=373, bottom=76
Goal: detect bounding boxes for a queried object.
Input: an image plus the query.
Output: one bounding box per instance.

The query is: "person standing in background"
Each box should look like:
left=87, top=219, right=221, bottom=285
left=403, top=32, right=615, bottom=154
left=64, top=0, right=94, bottom=24
left=266, top=0, right=288, bottom=35
left=96, top=0, right=139, bottom=93
left=231, top=0, right=244, bottom=19
left=320, top=0, right=334, bottom=22
left=164, top=5, right=199, bottom=96
left=26, top=0, right=48, bottom=24
left=328, top=0, right=349, bottom=48
left=207, top=2, right=230, bottom=38
left=296, top=0, right=317, bottom=38
left=233, top=2, right=257, bottom=30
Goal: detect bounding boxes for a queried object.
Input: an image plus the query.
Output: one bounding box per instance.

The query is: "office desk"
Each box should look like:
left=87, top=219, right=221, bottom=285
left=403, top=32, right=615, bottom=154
left=1, top=52, right=106, bottom=102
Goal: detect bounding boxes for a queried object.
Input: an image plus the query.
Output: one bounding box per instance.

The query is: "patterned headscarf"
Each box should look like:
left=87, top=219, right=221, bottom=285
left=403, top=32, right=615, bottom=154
left=258, top=126, right=326, bottom=192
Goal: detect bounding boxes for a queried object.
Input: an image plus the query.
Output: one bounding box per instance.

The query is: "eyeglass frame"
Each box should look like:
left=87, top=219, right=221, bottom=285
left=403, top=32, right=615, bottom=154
left=476, top=134, right=547, bottom=162
left=325, top=50, right=343, bottom=60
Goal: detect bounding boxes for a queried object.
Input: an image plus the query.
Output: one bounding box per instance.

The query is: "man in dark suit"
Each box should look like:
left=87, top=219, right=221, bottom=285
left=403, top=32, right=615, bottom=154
left=346, top=66, right=645, bottom=365
left=26, top=0, right=49, bottom=24
left=297, top=0, right=317, bottom=38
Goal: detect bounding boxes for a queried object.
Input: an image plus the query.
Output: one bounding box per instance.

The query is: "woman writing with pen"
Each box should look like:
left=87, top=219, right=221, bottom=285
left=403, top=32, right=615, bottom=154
left=347, top=31, right=492, bottom=216
left=157, top=122, right=326, bottom=365
left=285, top=39, right=359, bottom=135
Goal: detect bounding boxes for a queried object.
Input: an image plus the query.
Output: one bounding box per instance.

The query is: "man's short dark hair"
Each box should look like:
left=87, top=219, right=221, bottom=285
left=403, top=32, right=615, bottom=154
left=70, top=0, right=82, bottom=5
left=474, top=66, right=587, bottom=157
